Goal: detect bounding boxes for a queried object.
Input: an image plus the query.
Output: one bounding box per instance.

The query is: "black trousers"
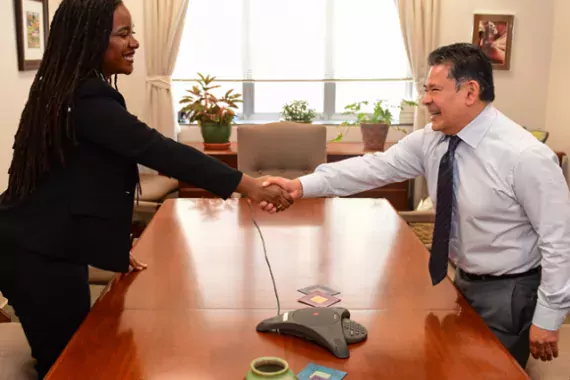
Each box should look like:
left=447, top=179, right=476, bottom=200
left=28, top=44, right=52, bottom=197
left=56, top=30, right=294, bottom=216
left=0, top=249, right=90, bottom=379
left=454, top=268, right=541, bottom=369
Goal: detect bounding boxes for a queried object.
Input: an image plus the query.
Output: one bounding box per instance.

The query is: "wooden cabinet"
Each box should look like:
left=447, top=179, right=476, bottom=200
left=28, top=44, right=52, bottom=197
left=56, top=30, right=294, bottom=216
left=179, top=142, right=411, bottom=210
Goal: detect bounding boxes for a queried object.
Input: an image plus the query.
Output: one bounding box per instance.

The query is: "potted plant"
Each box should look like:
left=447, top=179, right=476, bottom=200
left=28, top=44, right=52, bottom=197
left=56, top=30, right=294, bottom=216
left=332, top=100, right=413, bottom=151
left=179, top=73, right=242, bottom=150
left=399, top=99, right=418, bottom=124
left=281, top=100, right=316, bottom=123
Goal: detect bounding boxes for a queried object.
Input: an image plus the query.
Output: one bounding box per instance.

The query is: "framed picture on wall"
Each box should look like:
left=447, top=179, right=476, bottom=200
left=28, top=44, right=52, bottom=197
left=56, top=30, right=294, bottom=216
left=472, top=14, right=514, bottom=70
left=14, top=0, right=49, bottom=71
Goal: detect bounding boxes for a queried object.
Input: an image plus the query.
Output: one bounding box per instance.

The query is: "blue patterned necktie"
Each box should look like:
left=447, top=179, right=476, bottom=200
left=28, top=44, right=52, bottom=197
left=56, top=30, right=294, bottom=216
left=430, top=135, right=462, bottom=285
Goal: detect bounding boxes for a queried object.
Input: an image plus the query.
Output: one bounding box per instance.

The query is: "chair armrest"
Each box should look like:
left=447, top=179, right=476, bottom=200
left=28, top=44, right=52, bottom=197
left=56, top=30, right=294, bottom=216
left=0, top=292, right=7, bottom=309
left=398, top=210, right=436, bottom=224
left=88, top=266, right=116, bottom=286
left=0, top=309, right=10, bottom=323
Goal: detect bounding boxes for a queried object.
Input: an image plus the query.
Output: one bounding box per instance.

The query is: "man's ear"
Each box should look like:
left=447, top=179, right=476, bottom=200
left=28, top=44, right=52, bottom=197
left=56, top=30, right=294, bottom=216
left=465, top=80, right=480, bottom=105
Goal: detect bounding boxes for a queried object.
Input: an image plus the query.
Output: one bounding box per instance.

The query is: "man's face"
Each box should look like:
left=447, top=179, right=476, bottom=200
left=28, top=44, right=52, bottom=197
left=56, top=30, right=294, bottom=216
left=422, top=64, right=472, bottom=134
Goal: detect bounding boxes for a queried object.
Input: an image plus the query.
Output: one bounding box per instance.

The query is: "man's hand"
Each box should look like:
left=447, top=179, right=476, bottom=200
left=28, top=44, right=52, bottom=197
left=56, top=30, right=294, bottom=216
left=530, top=324, right=560, bottom=361
left=245, top=177, right=294, bottom=214
left=258, top=177, right=303, bottom=213
left=236, top=175, right=294, bottom=213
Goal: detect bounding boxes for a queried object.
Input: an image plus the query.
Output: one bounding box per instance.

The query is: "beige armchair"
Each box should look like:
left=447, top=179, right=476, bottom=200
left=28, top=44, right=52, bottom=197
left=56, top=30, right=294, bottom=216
left=88, top=173, right=178, bottom=286
left=399, top=210, right=435, bottom=250
left=0, top=309, right=36, bottom=380
left=237, top=122, right=327, bottom=179
left=0, top=292, right=7, bottom=310
left=133, top=173, right=179, bottom=225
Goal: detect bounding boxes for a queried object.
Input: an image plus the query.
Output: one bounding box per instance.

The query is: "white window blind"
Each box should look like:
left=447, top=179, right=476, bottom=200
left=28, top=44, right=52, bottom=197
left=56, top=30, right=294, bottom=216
left=172, top=0, right=412, bottom=121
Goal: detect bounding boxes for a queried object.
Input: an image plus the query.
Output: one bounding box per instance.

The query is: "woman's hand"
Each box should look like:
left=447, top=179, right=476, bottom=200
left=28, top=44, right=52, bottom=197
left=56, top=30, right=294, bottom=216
left=236, top=175, right=293, bottom=213
left=248, top=180, right=294, bottom=213
left=129, top=254, right=147, bottom=271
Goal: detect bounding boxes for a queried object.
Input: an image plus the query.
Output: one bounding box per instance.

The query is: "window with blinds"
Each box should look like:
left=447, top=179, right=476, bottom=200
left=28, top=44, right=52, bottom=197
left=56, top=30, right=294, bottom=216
left=172, top=0, right=412, bottom=123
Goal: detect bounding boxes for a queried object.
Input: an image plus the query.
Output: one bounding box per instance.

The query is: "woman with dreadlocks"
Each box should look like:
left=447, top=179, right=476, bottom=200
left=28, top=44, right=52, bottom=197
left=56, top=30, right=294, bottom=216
left=0, top=0, right=292, bottom=377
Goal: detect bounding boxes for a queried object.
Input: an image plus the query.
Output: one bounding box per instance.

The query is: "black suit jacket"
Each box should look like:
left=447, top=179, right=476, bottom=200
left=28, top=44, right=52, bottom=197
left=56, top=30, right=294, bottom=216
left=0, top=77, right=242, bottom=272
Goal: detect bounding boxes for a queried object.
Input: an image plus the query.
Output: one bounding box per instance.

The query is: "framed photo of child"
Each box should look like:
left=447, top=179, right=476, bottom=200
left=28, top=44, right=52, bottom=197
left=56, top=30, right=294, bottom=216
left=472, top=14, right=514, bottom=70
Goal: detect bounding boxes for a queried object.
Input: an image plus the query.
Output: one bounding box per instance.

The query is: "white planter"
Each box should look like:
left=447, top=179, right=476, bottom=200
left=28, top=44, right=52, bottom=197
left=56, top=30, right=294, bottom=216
left=399, top=102, right=416, bottom=124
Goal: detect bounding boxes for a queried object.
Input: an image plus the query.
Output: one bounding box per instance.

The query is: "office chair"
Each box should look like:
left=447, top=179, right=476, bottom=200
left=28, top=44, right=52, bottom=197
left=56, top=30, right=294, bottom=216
left=237, top=122, right=327, bottom=179
left=133, top=173, right=178, bottom=224
left=523, top=127, right=549, bottom=143
left=0, top=292, right=7, bottom=310
left=0, top=310, right=36, bottom=380
left=88, top=173, right=178, bottom=286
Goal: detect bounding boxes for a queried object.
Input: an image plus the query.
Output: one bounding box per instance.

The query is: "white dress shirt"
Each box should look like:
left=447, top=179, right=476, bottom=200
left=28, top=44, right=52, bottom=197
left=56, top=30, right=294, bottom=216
left=300, top=104, right=570, bottom=331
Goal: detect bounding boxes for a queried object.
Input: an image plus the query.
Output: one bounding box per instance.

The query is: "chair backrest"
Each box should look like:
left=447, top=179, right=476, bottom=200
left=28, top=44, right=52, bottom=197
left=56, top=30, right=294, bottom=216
left=529, top=130, right=549, bottom=143
left=237, top=122, right=327, bottom=179
left=0, top=323, right=37, bottom=380
left=0, top=292, right=7, bottom=310
left=523, top=127, right=549, bottom=143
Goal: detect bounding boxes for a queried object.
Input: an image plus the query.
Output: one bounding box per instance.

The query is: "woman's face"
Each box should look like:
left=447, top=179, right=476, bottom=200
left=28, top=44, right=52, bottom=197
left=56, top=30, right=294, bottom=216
left=102, top=4, right=139, bottom=78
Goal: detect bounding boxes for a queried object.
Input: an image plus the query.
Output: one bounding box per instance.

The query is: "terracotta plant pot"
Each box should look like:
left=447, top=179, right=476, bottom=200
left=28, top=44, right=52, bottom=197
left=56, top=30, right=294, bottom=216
left=200, top=122, right=232, bottom=150
left=360, top=122, right=389, bottom=151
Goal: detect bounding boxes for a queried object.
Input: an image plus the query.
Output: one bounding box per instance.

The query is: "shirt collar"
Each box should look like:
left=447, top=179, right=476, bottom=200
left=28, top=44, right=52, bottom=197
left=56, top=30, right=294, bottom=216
left=455, top=103, right=496, bottom=149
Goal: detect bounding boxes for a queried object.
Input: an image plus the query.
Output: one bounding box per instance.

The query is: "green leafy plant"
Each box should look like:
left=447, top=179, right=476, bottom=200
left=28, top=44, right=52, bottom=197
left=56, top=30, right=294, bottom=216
left=179, top=73, right=242, bottom=125
left=281, top=100, right=317, bottom=123
left=401, top=99, right=419, bottom=107
left=331, top=99, right=414, bottom=142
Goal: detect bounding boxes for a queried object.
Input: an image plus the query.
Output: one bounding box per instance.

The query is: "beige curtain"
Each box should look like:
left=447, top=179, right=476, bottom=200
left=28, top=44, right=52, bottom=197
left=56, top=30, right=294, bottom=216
left=143, top=0, right=189, bottom=140
left=396, top=0, right=440, bottom=208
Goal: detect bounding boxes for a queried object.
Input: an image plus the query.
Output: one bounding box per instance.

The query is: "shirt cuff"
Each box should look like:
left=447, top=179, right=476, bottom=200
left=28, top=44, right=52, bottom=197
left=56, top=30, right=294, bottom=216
left=532, top=303, right=569, bottom=331
left=299, top=173, right=325, bottom=198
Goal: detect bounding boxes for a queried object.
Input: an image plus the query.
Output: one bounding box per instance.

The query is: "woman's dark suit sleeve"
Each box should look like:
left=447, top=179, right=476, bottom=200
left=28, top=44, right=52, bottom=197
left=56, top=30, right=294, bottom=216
left=73, top=96, right=243, bottom=200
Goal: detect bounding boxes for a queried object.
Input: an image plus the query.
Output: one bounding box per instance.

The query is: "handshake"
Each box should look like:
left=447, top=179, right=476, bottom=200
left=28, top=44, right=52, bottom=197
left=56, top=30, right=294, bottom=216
left=239, top=175, right=303, bottom=214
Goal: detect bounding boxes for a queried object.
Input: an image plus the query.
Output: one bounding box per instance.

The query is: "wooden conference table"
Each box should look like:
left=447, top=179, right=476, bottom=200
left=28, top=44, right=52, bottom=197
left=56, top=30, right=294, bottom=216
left=46, top=198, right=529, bottom=379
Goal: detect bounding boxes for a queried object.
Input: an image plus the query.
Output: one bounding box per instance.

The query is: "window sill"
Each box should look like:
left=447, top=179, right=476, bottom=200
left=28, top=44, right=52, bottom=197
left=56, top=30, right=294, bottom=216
left=177, top=122, right=414, bottom=144
left=177, top=120, right=413, bottom=127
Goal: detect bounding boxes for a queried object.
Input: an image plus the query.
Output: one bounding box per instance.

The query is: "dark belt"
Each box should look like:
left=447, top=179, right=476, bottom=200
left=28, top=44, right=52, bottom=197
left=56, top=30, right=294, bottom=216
left=458, top=266, right=541, bottom=282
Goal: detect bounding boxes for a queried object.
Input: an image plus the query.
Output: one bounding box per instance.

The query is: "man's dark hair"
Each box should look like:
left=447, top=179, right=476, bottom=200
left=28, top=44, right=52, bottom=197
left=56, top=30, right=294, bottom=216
left=6, top=0, right=122, bottom=200
left=427, top=43, right=495, bottom=102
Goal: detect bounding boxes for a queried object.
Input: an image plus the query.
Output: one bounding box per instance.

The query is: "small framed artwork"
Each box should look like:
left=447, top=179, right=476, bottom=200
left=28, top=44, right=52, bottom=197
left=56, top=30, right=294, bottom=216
left=14, top=0, right=49, bottom=71
left=472, top=14, right=514, bottom=70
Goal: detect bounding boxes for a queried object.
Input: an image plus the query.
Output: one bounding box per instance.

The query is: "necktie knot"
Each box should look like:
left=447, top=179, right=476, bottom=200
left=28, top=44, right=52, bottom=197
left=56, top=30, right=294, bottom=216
left=448, top=135, right=461, bottom=154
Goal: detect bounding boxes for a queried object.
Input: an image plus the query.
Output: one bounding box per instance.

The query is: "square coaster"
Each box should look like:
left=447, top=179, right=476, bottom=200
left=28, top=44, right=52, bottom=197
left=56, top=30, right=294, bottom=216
left=298, top=291, right=341, bottom=308
left=297, top=284, right=340, bottom=296
left=297, top=363, right=347, bottom=380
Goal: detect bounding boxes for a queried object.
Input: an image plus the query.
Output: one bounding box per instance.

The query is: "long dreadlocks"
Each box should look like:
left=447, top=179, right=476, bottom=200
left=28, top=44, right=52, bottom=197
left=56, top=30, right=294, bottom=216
left=6, top=0, right=122, bottom=200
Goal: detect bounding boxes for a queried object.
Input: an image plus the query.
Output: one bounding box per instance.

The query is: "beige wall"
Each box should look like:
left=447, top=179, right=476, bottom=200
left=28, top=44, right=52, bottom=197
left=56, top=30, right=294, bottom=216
left=0, top=1, right=566, bottom=189
left=122, top=0, right=561, bottom=143
left=0, top=1, right=42, bottom=190
left=0, top=0, right=59, bottom=191
left=544, top=0, right=570, bottom=156
left=439, top=0, right=555, bottom=130
left=117, top=0, right=147, bottom=119
left=0, top=0, right=144, bottom=190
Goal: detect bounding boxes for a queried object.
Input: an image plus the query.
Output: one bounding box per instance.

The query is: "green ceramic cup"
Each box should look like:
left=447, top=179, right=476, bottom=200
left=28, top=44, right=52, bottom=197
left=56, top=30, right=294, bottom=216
left=244, top=357, right=297, bottom=380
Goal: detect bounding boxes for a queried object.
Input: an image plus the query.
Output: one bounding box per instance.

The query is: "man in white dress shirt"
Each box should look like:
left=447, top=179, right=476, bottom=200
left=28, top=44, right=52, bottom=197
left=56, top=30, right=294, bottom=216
left=262, top=43, right=569, bottom=368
